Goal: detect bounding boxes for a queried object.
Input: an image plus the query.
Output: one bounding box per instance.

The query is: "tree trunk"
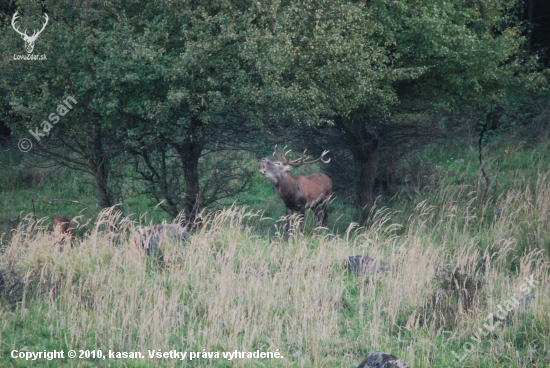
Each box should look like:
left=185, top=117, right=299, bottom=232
left=335, top=114, right=380, bottom=209
left=172, top=119, right=204, bottom=224
left=181, top=141, right=201, bottom=220
left=95, top=169, right=112, bottom=208
left=91, top=131, right=113, bottom=208
left=353, top=146, right=379, bottom=208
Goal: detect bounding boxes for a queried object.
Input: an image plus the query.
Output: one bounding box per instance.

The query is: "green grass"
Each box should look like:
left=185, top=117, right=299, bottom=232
left=0, top=135, right=549, bottom=367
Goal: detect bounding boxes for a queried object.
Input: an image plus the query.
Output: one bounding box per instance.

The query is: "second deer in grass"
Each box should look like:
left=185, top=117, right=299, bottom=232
left=138, top=224, right=191, bottom=259
left=53, top=215, right=75, bottom=248
left=259, top=145, right=333, bottom=234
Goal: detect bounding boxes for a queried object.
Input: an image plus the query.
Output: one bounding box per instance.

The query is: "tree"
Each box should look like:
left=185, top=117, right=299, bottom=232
left=1, top=0, right=532, bottom=213
left=123, top=0, right=267, bottom=220
left=1, top=0, right=273, bottom=218
left=0, top=1, right=133, bottom=207
left=251, top=0, right=527, bottom=207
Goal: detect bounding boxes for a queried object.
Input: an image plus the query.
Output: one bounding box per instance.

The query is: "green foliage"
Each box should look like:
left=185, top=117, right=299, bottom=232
left=1, top=0, right=544, bottom=212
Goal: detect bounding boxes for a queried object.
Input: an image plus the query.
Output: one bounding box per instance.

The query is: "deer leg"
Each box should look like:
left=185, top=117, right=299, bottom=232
left=313, top=204, right=325, bottom=227
left=298, top=207, right=305, bottom=232
left=321, top=203, right=328, bottom=227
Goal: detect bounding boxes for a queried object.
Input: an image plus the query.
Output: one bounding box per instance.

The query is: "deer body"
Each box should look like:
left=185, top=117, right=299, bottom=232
left=270, top=172, right=332, bottom=212
left=260, top=146, right=332, bottom=234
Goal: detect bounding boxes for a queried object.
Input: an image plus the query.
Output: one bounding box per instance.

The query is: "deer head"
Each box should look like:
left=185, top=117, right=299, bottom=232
left=12, top=11, right=49, bottom=54
left=259, top=145, right=330, bottom=184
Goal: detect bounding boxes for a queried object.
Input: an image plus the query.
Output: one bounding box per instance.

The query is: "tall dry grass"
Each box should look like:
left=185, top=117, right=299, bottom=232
left=1, top=171, right=549, bottom=367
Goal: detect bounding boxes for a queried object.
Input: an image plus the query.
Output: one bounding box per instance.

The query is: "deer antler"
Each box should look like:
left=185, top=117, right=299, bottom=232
left=272, top=144, right=281, bottom=161
left=274, top=145, right=330, bottom=167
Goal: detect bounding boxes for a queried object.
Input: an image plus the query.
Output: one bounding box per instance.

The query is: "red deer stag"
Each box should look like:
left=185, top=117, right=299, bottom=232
left=53, top=215, right=75, bottom=248
left=259, top=145, right=332, bottom=235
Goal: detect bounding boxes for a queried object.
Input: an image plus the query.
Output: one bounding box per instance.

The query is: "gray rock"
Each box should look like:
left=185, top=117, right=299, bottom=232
left=499, top=291, right=536, bottom=327
left=138, top=224, right=191, bottom=257
left=347, top=255, right=392, bottom=276
left=357, top=351, right=409, bottom=368
left=518, top=291, right=534, bottom=312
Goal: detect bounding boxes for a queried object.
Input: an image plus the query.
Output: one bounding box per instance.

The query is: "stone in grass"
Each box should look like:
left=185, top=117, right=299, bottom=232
left=346, top=255, right=392, bottom=276
left=499, top=290, right=536, bottom=327
left=138, top=224, right=191, bottom=257
left=357, top=351, right=409, bottom=368
left=517, top=291, right=535, bottom=312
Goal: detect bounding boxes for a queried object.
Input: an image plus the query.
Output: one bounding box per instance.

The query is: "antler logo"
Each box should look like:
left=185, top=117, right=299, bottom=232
left=11, top=11, right=49, bottom=54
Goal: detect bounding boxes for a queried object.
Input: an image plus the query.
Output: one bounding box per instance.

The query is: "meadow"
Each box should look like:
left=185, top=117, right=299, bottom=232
left=0, top=135, right=549, bottom=367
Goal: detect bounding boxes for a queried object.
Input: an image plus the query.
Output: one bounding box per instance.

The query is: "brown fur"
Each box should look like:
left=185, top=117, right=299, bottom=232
left=53, top=215, right=75, bottom=247
left=260, top=154, right=333, bottom=233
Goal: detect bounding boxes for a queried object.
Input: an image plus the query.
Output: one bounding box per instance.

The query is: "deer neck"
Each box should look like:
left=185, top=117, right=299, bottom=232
left=273, top=172, right=299, bottom=196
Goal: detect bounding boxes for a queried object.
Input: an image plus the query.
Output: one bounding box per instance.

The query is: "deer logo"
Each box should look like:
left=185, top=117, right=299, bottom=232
left=11, top=11, right=49, bottom=54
